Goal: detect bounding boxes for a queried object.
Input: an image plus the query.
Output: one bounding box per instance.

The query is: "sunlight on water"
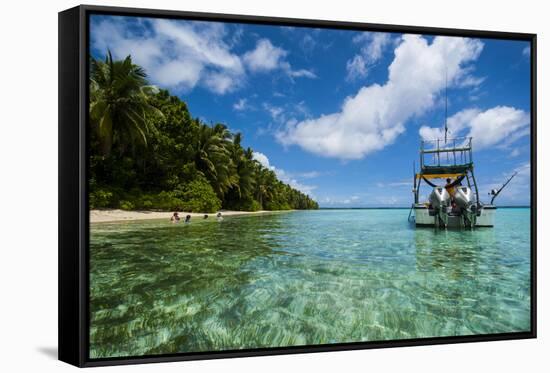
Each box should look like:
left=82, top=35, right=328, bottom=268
left=89, top=209, right=531, bottom=358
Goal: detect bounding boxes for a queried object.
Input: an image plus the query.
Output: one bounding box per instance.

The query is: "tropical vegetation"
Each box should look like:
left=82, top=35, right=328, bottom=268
left=89, top=53, right=318, bottom=212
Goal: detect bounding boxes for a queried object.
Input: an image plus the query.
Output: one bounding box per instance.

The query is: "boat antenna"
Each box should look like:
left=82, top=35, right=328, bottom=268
left=444, top=67, right=448, bottom=144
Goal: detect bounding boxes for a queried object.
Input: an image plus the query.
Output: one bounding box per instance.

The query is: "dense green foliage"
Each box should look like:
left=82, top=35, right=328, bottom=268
left=89, top=53, right=318, bottom=212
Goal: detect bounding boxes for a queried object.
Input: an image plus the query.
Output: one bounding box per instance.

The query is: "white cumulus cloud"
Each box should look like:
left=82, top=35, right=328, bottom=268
left=278, top=34, right=484, bottom=160
left=346, top=32, right=392, bottom=81
left=252, top=151, right=271, bottom=169
left=91, top=17, right=245, bottom=94
left=243, top=39, right=287, bottom=72
left=346, top=55, right=369, bottom=81
left=91, top=17, right=315, bottom=95
left=419, top=106, right=530, bottom=149
left=243, top=39, right=316, bottom=79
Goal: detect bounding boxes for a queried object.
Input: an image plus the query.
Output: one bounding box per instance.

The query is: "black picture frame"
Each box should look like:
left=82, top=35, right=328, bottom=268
left=58, top=4, right=537, bottom=367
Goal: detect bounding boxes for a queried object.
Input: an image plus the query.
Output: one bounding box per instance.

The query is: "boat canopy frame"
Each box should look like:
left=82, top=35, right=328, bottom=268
left=414, top=137, right=481, bottom=206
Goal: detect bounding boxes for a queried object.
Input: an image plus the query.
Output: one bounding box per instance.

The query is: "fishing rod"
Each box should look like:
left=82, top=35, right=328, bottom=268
left=489, top=172, right=518, bottom=204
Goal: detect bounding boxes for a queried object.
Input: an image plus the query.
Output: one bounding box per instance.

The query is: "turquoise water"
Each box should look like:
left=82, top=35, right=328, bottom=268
left=89, top=208, right=531, bottom=358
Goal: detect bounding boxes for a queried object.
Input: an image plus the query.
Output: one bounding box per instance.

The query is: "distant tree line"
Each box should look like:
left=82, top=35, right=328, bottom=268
left=89, top=53, right=319, bottom=212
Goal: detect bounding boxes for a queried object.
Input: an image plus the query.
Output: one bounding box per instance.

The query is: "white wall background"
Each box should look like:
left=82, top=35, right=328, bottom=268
left=0, top=0, right=546, bottom=371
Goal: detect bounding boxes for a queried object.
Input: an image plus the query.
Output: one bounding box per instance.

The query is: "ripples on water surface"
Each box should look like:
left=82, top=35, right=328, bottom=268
left=89, top=208, right=531, bottom=358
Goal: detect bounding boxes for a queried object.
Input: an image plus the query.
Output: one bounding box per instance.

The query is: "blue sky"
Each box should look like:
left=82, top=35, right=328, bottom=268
left=90, top=15, right=532, bottom=207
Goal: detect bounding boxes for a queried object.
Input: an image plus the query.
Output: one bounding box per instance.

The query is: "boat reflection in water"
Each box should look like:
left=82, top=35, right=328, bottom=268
left=411, top=224, right=530, bottom=335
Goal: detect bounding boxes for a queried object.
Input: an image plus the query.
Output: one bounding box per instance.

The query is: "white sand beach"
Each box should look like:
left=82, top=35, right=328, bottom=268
left=90, top=209, right=287, bottom=223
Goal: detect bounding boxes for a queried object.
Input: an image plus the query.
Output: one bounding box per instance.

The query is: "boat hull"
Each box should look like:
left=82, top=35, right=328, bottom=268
left=413, top=204, right=496, bottom=228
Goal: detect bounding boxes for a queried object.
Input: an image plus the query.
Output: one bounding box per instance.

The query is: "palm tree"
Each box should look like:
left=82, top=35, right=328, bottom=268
left=239, top=147, right=257, bottom=199
left=227, top=134, right=256, bottom=200
left=192, top=124, right=237, bottom=198
left=90, top=51, right=161, bottom=156
left=255, top=166, right=276, bottom=209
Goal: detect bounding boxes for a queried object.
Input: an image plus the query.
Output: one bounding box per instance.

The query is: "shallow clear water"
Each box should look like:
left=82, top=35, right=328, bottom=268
left=89, top=208, right=531, bottom=358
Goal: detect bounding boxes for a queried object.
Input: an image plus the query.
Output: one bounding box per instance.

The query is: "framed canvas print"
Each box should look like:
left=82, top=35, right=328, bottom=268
left=58, top=4, right=537, bottom=367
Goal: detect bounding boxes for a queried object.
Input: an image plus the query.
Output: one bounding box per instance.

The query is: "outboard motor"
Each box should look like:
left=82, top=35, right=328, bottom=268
left=429, top=187, right=450, bottom=209
left=454, top=186, right=476, bottom=228
left=454, top=186, right=473, bottom=209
